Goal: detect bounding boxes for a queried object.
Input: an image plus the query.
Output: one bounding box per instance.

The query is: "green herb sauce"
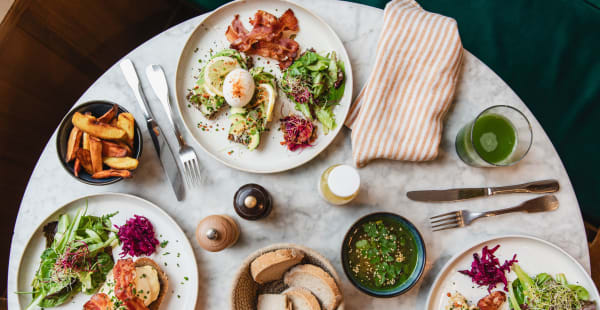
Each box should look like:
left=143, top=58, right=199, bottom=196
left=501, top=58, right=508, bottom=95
left=347, top=219, right=418, bottom=289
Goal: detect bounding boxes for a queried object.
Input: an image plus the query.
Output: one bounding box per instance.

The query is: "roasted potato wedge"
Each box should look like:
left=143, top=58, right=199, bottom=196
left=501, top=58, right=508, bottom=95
left=66, top=127, right=83, bottom=162
left=101, top=140, right=128, bottom=157
left=89, top=136, right=104, bottom=173
left=82, top=132, right=90, bottom=150
left=76, top=149, right=94, bottom=174
left=117, top=142, right=133, bottom=156
left=72, top=112, right=126, bottom=140
left=92, top=169, right=132, bottom=179
left=74, top=159, right=81, bottom=177
left=98, top=104, right=118, bottom=123
left=103, top=156, right=139, bottom=170
left=116, top=113, right=135, bottom=147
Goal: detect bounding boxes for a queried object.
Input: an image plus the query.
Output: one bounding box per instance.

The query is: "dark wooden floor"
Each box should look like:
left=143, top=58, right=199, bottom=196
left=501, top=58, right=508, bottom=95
left=0, top=0, right=205, bottom=296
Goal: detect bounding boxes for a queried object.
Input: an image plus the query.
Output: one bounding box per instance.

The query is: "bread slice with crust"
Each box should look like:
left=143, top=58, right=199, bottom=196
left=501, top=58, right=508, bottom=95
left=257, top=294, right=292, bottom=310
left=283, top=287, right=321, bottom=310
left=251, top=249, right=305, bottom=284
left=283, top=264, right=341, bottom=310
left=134, top=257, right=169, bottom=310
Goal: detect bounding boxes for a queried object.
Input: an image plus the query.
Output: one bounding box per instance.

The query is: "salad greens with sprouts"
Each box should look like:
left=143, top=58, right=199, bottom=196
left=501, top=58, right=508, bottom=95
left=25, top=204, right=119, bottom=310
left=280, top=50, right=345, bottom=134
left=508, top=264, right=596, bottom=310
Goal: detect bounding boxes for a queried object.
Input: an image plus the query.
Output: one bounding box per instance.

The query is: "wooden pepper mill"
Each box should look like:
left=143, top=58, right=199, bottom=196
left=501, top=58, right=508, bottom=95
left=196, top=215, right=240, bottom=252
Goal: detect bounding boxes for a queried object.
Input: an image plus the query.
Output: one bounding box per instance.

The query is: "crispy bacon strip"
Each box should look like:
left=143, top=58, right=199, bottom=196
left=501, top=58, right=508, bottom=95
left=113, top=258, right=149, bottom=309
left=226, top=9, right=300, bottom=69
left=83, top=293, right=113, bottom=310
left=114, top=258, right=137, bottom=301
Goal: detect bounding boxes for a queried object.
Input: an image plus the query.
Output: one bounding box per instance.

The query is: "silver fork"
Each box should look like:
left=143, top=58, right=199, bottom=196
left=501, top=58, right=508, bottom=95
left=430, top=195, right=559, bottom=231
left=145, top=64, right=201, bottom=187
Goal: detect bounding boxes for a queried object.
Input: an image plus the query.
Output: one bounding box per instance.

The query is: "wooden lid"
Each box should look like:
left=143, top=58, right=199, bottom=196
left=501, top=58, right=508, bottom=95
left=234, top=183, right=272, bottom=220
left=196, top=215, right=239, bottom=252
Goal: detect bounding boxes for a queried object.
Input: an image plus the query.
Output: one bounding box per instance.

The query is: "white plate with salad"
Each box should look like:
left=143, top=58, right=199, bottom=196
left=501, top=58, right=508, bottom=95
left=426, top=235, right=599, bottom=310
left=16, top=193, right=198, bottom=310
left=175, top=0, right=353, bottom=173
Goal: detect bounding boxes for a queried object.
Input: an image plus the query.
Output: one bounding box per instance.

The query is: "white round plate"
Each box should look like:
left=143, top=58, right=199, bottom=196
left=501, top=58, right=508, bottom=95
left=426, top=235, right=599, bottom=309
left=175, top=0, right=353, bottom=173
left=16, top=193, right=198, bottom=309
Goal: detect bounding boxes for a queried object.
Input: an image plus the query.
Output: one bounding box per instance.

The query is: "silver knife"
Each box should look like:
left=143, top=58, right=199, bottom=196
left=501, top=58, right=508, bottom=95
left=119, top=59, right=185, bottom=201
left=407, top=179, right=559, bottom=202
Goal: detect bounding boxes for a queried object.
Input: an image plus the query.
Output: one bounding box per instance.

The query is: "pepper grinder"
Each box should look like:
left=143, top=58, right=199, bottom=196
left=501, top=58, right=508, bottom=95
left=234, top=183, right=272, bottom=220
left=196, top=215, right=240, bottom=252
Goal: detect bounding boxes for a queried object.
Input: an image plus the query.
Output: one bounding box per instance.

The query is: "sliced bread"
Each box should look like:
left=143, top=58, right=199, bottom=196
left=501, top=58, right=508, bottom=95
left=257, top=294, right=292, bottom=310
left=251, top=249, right=305, bottom=284
left=283, top=287, right=321, bottom=310
left=283, top=264, right=341, bottom=310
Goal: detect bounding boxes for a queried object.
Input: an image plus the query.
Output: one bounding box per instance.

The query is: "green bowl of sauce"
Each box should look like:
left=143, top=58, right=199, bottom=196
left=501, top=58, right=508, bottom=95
left=341, top=212, right=426, bottom=297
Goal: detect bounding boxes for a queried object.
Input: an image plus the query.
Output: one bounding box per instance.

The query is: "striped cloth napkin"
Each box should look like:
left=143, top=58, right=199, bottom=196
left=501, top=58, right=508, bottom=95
left=345, top=0, right=464, bottom=167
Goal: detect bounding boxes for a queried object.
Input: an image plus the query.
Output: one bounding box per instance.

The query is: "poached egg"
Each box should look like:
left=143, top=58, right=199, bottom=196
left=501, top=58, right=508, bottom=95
left=222, top=68, right=255, bottom=108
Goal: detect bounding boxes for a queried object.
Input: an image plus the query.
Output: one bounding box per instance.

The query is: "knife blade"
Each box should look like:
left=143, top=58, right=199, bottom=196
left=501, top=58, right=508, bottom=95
left=407, top=179, right=559, bottom=202
left=119, top=59, right=185, bottom=201
left=407, top=188, right=487, bottom=202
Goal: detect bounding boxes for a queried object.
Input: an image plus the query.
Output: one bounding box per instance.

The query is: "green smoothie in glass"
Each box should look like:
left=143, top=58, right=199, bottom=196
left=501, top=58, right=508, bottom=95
left=455, top=105, right=532, bottom=167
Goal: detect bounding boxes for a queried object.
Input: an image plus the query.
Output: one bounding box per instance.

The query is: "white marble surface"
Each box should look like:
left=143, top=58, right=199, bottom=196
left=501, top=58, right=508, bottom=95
left=7, top=0, right=589, bottom=309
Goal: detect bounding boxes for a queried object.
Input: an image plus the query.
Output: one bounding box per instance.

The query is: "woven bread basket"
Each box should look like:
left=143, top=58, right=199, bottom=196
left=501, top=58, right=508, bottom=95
left=230, top=243, right=344, bottom=310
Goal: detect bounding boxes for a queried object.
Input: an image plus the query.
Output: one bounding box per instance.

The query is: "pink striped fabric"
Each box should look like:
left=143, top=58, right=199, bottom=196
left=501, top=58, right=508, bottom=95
left=345, top=0, right=463, bottom=167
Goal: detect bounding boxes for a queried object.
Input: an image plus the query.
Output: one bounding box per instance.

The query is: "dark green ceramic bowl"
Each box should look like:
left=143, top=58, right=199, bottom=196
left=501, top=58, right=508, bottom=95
left=341, top=212, right=426, bottom=297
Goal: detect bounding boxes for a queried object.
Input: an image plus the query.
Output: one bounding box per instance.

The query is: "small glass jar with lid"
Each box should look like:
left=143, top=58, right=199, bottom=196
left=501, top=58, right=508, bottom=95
left=318, top=164, right=360, bottom=205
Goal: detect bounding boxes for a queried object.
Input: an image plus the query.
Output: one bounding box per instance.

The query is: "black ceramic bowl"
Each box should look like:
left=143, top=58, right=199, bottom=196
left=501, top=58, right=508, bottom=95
left=341, top=212, right=426, bottom=298
left=56, top=100, right=142, bottom=185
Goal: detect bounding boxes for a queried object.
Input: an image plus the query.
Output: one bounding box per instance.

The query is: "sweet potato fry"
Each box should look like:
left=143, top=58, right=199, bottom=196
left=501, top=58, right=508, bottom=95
left=74, top=159, right=81, bottom=177
left=76, top=149, right=94, bottom=174
left=117, top=113, right=135, bottom=147
left=72, top=112, right=126, bottom=140
left=92, top=169, right=132, bottom=179
left=65, top=127, right=83, bottom=162
left=101, top=140, right=128, bottom=157
left=103, top=157, right=139, bottom=170
left=89, top=136, right=104, bottom=173
left=98, top=104, right=118, bottom=123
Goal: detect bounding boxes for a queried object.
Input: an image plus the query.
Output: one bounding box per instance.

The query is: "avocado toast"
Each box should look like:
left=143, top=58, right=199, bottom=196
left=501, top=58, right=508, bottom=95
left=227, top=67, right=277, bottom=151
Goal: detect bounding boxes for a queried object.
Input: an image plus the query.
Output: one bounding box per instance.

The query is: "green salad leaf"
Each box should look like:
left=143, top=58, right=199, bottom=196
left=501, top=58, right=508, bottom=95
left=25, top=203, right=118, bottom=310
left=508, top=264, right=594, bottom=310
left=281, top=50, right=346, bottom=133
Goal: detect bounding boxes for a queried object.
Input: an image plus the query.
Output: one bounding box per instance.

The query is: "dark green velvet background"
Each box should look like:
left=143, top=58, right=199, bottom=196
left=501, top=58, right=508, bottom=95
left=191, top=0, right=600, bottom=225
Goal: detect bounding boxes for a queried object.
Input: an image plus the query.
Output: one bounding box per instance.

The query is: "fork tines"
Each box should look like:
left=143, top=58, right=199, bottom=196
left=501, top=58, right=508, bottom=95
left=429, top=210, right=462, bottom=232
left=183, top=157, right=201, bottom=187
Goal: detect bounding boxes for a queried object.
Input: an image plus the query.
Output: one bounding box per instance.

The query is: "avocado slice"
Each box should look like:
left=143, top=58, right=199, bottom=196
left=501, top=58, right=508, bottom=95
left=247, top=131, right=260, bottom=150
left=229, top=119, right=246, bottom=137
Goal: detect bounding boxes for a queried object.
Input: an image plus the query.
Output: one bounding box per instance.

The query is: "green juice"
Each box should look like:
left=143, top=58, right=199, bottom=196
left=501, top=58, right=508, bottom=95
left=456, top=113, right=517, bottom=165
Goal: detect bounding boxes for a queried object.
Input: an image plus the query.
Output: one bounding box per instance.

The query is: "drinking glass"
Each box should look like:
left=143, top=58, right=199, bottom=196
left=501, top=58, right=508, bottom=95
left=455, top=105, right=532, bottom=167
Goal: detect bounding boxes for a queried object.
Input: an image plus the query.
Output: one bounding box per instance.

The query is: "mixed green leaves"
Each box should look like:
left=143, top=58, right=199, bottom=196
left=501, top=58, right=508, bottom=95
left=508, top=264, right=595, bottom=310
left=354, top=220, right=410, bottom=287
left=280, top=50, right=345, bottom=134
left=26, top=204, right=118, bottom=310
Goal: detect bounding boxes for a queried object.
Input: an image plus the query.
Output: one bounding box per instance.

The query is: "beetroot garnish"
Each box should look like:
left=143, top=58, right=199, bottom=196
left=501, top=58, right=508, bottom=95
left=115, top=215, right=159, bottom=257
left=280, top=115, right=316, bottom=151
left=458, top=244, right=517, bottom=292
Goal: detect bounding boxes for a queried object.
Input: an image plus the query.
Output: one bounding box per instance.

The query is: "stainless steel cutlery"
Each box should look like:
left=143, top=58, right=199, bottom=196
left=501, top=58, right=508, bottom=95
left=429, top=194, right=559, bottom=231
left=120, top=59, right=185, bottom=201
left=145, top=64, right=201, bottom=187
left=407, top=179, right=559, bottom=202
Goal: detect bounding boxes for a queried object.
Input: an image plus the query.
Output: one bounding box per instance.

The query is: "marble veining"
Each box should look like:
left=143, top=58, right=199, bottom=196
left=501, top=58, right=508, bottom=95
left=8, top=0, right=589, bottom=309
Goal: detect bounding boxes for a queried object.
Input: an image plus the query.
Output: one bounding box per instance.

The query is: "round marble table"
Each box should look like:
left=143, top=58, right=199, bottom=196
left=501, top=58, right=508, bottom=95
left=8, top=0, right=590, bottom=309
